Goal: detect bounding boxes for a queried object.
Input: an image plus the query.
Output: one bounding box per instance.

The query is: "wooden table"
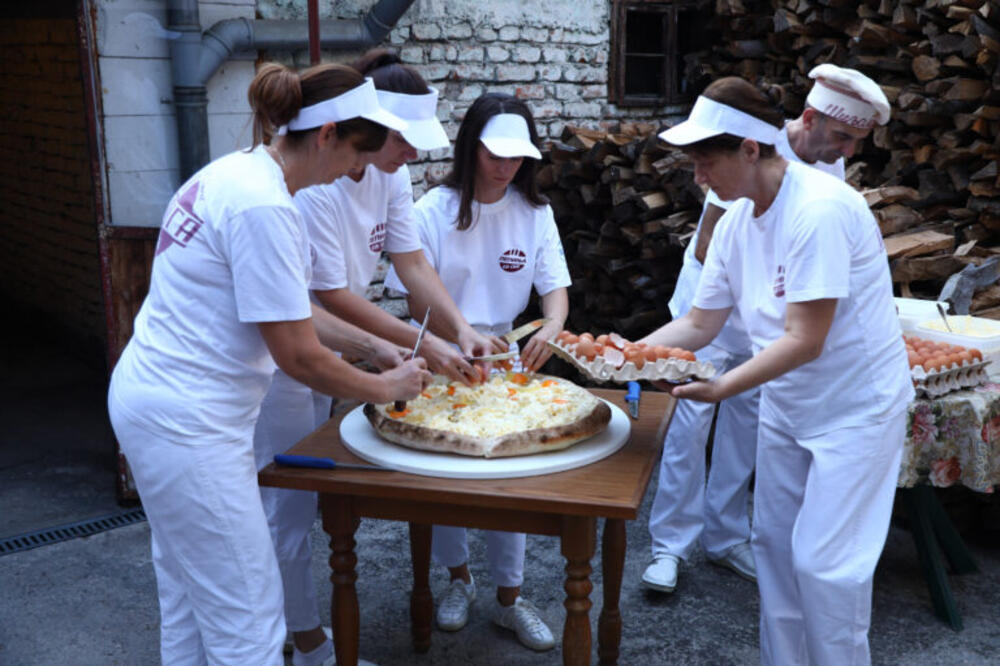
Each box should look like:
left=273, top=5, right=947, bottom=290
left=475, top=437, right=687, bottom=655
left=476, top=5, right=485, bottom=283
left=259, top=388, right=675, bottom=666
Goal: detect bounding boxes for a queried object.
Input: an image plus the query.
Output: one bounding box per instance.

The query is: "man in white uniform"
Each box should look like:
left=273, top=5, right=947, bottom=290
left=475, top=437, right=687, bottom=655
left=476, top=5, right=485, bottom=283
left=643, top=64, right=891, bottom=594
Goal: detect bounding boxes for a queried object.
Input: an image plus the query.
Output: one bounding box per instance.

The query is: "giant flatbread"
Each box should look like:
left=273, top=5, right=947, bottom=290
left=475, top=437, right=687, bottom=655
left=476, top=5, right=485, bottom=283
left=364, top=372, right=611, bottom=458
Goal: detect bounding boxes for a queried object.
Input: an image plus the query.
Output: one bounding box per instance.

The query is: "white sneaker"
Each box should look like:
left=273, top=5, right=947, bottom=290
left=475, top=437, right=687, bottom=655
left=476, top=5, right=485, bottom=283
left=641, top=554, right=680, bottom=592
left=491, top=596, right=556, bottom=651
left=709, top=542, right=757, bottom=582
left=436, top=576, right=476, bottom=631
left=285, top=627, right=332, bottom=655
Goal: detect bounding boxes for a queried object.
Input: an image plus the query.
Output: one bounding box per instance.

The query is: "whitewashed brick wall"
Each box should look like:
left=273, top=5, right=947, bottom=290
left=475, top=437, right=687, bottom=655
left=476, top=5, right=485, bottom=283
left=98, top=0, right=256, bottom=227
left=260, top=0, right=686, bottom=195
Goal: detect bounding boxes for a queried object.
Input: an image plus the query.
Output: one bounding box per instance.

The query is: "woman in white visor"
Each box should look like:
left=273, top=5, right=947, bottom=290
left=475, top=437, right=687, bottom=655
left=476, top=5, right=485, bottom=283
left=107, top=63, right=432, bottom=665
left=385, top=93, right=570, bottom=652
left=253, top=50, right=499, bottom=666
left=640, top=77, right=911, bottom=665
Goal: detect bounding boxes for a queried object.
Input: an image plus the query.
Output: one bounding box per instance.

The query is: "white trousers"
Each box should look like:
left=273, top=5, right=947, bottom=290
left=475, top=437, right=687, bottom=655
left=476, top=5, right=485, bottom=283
left=109, top=403, right=285, bottom=666
left=648, top=341, right=759, bottom=560
left=253, top=370, right=331, bottom=633
left=753, top=412, right=905, bottom=666
left=432, top=526, right=526, bottom=588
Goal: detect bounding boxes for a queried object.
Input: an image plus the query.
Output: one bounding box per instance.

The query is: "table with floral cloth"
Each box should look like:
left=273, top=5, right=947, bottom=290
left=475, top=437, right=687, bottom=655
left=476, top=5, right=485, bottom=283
left=895, top=383, right=1000, bottom=631
left=901, top=383, right=1000, bottom=493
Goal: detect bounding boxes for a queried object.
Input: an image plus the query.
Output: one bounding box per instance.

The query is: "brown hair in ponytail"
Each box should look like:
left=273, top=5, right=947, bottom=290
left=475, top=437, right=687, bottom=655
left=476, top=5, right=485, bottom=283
left=685, top=77, right=785, bottom=158
left=247, top=62, right=388, bottom=153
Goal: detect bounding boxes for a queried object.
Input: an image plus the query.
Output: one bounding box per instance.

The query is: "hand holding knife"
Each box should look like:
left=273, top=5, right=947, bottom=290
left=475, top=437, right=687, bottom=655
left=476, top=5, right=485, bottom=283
left=464, top=319, right=550, bottom=363
left=394, top=306, right=431, bottom=412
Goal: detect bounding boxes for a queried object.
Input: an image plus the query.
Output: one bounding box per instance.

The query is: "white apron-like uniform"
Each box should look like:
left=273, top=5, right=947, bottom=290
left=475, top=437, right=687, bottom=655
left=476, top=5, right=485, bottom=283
left=695, top=161, right=913, bottom=665
left=385, top=185, right=570, bottom=586
left=650, top=126, right=845, bottom=562
left=252, top=164, right=422, bottom=632
left=108, top=146, right=313, bottom=665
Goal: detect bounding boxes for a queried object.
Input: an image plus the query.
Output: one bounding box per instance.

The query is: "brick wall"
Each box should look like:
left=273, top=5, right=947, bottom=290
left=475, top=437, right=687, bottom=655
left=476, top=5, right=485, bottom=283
left=260, top=0, right=686, bottom=195
left=0, top=17, right=103, bottom=344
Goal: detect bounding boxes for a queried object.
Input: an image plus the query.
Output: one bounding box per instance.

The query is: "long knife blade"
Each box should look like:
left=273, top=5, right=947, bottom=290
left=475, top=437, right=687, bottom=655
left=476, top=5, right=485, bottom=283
left=410, top=306, right=432, bottom=360
left=502, top=318, right=550, bottom=344
left=465, top=350, right=519, bottom=363
left=394, top=306, right=432, bottom=412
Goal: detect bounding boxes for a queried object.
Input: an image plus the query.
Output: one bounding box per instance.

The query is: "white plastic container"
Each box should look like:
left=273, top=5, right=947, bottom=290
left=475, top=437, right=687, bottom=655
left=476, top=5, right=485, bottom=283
left=894, top=297, right=949, bottom=334
left=914, top=315, right=1000, bottom=377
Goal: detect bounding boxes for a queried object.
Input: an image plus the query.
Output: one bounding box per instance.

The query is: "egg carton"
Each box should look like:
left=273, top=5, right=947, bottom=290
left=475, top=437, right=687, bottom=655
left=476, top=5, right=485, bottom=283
left=547, top=340, right=716, bottom=384
left=911, top=360, right=991, bottom=398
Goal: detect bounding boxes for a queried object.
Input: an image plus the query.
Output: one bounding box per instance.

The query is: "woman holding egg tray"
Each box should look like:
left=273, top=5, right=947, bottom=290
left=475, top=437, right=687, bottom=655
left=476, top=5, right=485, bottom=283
left=640, top=77, right=912, bottom=665
left=385, top=92, right=570, bottom=652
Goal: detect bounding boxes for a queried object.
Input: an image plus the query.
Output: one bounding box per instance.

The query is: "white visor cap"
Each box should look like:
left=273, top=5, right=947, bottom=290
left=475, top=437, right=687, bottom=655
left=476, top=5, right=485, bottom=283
left=659, top=96, right=780, bottom=147
left=376, top=87, right=449, bottom=151
left=279, top=78, right=408, bottom=135
left=479, top=113, right=542, bottom=160
left=807, top=64, right=890, bottom=128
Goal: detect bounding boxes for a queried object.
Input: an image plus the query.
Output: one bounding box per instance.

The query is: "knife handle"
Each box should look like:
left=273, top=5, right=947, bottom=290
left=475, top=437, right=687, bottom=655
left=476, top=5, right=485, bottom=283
left=274, top=454, right=336, bottom=469
left=393, top=400, right=406, bottom=412
left=626, top=381, right=640, bottom=402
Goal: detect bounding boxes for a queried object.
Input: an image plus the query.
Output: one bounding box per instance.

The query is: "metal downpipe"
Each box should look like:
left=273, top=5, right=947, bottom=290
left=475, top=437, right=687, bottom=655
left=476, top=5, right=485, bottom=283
left=168, top=0, right=416, bottom=180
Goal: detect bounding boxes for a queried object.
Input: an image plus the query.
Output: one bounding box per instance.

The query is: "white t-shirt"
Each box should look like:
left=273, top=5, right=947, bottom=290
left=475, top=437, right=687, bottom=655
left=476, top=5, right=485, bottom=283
left=110, top=145, right=313, bottom=445
left=694, top=161, right=913, bottom=437
left=669, top=124, right=845, bottom=353
left=295, top=164, right=422, bottom=296
left=385, top=186, right=571, bottom=334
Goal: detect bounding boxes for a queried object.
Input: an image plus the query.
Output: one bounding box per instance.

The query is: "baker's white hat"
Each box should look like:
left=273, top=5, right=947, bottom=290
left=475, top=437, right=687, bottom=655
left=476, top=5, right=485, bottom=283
left=658, top=95, right=780, bottom=146
left=375, top=87, right=449, bottom=150
left=278, top=78, right=408, bottom=135
left=479, top=113, right=542, bottom=160
left=806, top=64, right=890, bottom=128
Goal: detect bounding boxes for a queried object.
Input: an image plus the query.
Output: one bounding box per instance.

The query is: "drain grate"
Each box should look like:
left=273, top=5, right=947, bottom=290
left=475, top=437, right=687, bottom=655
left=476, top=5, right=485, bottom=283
left=0, top=509, right=147, bottom=556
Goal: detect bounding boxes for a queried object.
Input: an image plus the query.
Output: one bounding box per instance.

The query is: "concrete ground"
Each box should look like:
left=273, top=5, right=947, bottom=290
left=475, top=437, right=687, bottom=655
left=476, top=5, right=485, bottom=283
left=2, top=323, right=999, bottom=665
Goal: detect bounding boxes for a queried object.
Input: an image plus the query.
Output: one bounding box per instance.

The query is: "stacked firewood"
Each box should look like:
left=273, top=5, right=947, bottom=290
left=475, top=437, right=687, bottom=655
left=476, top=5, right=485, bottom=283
left=533, top=0, right=1000, bottom=336
left=537, top=122, right=696, bottom=340
left=703, top=0, right=1000, bottom=312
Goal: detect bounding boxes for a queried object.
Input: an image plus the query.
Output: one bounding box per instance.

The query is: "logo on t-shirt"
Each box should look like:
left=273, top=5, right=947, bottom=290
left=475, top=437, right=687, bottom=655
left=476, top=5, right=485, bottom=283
left=368, top=222, right=386, bottom=253
left=773, top=265, right=785, bottom=298
left=156, top=181, right=203, bottom=256
left=498, top=248, right=527, bottom=273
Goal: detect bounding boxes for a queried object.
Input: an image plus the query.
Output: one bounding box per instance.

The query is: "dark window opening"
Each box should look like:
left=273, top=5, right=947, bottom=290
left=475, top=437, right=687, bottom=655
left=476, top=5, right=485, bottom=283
left=610, top=0, right=716, bottom=106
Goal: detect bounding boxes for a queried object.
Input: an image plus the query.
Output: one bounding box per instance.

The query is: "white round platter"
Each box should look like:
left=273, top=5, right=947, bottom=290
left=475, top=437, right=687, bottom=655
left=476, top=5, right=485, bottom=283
left=339, top=399, right=631, bottom=479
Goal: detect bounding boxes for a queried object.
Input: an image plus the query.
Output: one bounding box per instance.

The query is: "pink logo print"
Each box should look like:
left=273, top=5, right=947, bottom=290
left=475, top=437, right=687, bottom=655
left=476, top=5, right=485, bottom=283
left=773, top=264, right=785, bottom=298
left=368, top=222, right=386, bottom=253
left=498, top=248, right=526, bottom=273
left=156, top=181, right=204, bottom=256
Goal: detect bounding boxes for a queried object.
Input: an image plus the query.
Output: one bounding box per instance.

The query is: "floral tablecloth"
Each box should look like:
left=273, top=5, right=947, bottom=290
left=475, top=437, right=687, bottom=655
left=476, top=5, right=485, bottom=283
left=901, top=383, right=1000, bottom=492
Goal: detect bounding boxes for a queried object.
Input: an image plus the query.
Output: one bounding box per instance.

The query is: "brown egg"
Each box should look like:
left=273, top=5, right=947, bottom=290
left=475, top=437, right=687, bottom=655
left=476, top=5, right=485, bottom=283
left=595, top=334, right=610, bottom=346
left=654, top=346, right=671, bottom=360
left=594, top=343, right=605, bottom=355
left=907, top=351, right=921, bottom=368
left=667, top=347, right=685, bottom=359
left=921, top=358, right=936, bottom=372
left=564, top=333, right=579, bottom=345
left=576, top=339, right=597, bottom=361
left=680, top=350, right=697, bottom=362
left=958, top=351, right=973, bottom=365
left=971, top=348, right=983, bottom=361
left=579, top=332, right=595, bottom=343
left=643, top=347, right=659, bottom=362
left=625, top=349, right=645, bottom=369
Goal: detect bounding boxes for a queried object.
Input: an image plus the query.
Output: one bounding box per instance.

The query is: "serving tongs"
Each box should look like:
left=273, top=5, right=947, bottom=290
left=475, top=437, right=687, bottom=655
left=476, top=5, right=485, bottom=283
left=393, top=306, right=431, bottom=413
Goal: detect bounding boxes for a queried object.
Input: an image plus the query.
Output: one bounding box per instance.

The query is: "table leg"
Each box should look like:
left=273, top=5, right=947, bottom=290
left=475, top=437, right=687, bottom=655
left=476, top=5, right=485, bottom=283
left=561, top=515, right=597, bottom=666
left=408, top=522, right=433, bottom=653
left=923, top=486, right=978, bottom=575
left=323, top=496, right=361, bottom=665
left=899, top=487, right=965, bottom=631
left=598, top=518, right=626, bottom=666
